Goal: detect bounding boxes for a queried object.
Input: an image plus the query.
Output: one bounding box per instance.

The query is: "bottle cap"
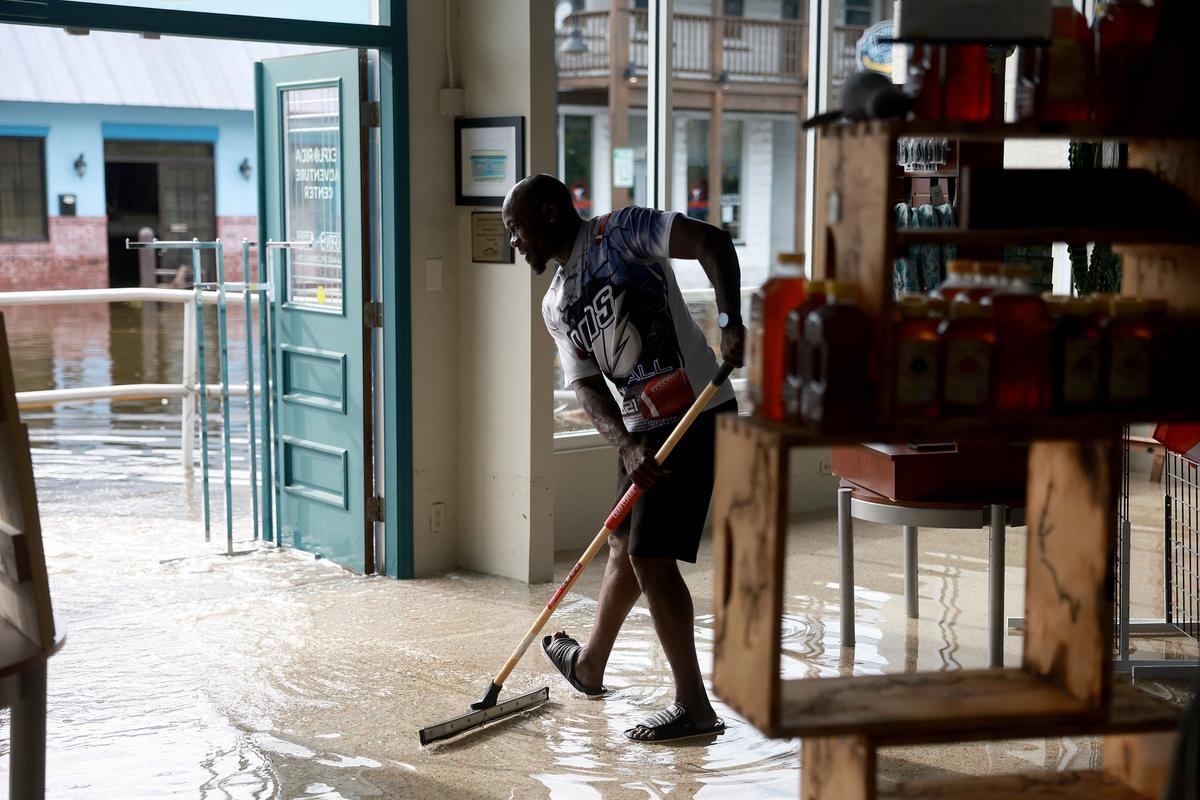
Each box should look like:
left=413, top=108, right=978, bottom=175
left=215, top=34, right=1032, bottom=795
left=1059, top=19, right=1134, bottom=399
left=1002, top=263, right=1034, bottom=282
left=777, top=252, right=806, bottom=265
left=972, top=261, right=1002, bottom=277
left=1064, top=298, right=1094, bottom=316
left=827, top=282, right=861, bottom=303
left=926, top=297, right=949, bottom=316
left=896, top=294, right=928, bottom=318
left=950, top=301, right=989, bottom=319
left=1109, top=297, right=1144, bottom=318
left=947, top=260, right=975, bottom=275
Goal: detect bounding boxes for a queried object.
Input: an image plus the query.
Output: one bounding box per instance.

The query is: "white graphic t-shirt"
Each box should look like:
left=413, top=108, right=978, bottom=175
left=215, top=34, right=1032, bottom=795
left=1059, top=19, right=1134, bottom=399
left=543, top=206, right=735, bottom=433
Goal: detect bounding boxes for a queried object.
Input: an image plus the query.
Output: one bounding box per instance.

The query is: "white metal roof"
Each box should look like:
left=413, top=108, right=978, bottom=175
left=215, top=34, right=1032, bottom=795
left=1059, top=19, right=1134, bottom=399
left=0, top=24, right=323, bottom=110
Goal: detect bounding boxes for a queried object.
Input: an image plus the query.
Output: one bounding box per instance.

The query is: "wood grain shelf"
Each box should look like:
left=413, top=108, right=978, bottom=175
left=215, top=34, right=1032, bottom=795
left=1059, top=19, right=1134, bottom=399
left=730, top=412, right=1197, bottom=449
left=880, top=769, right=1153, bottom=800
left=895, top=228, right=1197, bottom=248
left=874, top=118, right=1200, bottom=142
left=779, top=671, right=1181, bottom=745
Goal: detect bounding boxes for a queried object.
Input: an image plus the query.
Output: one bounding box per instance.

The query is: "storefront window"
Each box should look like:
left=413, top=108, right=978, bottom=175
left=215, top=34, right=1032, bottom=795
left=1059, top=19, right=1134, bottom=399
left=0, top=136, right=47, bottom=242
left=59, top=0, right=380, bottom=25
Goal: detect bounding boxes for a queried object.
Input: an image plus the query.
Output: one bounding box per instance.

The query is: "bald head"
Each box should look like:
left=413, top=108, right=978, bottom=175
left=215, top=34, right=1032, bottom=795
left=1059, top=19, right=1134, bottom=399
left=502, top=174, right=582, bottom=275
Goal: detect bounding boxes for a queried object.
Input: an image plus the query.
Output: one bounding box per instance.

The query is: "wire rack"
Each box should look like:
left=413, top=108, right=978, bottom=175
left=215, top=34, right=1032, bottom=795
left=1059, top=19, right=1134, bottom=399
left=1165, top=448, right=1200, bottom=645
left=1115, top=426, right=1131, bottom=655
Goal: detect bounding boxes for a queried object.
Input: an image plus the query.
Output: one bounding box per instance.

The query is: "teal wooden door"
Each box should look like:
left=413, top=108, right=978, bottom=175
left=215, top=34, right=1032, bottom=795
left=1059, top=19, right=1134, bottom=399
left=258, top=50, right=373, bottom=573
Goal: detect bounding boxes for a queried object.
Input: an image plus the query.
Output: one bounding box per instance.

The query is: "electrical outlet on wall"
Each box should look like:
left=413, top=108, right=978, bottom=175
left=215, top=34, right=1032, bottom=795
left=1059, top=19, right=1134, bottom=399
left=430, top=502, right=446, bottom=536
left=816, top=457, right=833, bottom=476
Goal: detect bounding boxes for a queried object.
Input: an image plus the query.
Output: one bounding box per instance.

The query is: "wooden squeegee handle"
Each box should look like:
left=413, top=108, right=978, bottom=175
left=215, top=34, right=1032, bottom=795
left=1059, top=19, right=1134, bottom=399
left=491, top=361, right=736, bottom=689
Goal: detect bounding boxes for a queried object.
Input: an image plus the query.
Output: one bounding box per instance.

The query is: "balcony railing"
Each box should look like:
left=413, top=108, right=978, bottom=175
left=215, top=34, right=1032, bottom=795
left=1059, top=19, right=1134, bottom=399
left=556, top=9, right=809, bottom=86
left=831, top=24, right=868, bottom=86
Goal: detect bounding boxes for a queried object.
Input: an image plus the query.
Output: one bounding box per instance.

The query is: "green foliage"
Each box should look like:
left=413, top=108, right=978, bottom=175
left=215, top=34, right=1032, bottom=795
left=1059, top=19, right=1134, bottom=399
left=1067, top=141, right=1123, bottom=296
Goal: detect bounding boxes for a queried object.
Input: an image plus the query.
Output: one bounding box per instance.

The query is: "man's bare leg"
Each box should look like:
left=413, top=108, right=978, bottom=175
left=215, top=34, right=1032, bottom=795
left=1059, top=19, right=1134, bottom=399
left=628, top=555, right=717, bottom=730
left=561, top=534, right=641, bottom=690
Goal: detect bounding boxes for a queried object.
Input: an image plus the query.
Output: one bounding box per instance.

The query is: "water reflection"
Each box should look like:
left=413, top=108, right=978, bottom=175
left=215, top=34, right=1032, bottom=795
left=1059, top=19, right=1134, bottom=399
left=0, top=302, right=1193, bottom=799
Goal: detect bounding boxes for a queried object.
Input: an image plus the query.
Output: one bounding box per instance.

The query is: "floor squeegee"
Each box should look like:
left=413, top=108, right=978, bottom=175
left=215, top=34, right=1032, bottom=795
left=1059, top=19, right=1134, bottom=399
left=418, top=361, right=735, bottom=745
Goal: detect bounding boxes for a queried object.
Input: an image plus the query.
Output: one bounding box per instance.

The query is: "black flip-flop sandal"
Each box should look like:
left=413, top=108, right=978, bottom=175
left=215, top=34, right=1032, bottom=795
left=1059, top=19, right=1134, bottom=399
left=541, top=633, right=606, bottom=698
left=623, top=703, right=726, bottom=743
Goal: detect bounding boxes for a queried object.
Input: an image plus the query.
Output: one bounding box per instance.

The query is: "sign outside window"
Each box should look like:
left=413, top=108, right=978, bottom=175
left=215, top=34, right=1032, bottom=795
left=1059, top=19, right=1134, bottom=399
left=283, top=84, right=343, bottom=311
left=613, top=147, right=635, bottom=188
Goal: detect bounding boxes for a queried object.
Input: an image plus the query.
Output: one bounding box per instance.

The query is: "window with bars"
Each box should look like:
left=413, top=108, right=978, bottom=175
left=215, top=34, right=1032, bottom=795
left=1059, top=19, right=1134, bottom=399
left=0, top=137, right=48, bottom=242
left=845, top=0, right=872, bottom=26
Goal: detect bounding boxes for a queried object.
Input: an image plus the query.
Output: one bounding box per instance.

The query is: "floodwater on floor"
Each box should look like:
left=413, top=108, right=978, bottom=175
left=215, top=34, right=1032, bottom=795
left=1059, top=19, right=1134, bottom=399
left=0, top=303, right=1195, bottom=799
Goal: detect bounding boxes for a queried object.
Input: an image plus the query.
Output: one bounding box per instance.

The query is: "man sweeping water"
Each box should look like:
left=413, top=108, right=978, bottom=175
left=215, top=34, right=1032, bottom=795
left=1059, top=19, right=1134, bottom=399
left=502, top=174, right=744, bottom=743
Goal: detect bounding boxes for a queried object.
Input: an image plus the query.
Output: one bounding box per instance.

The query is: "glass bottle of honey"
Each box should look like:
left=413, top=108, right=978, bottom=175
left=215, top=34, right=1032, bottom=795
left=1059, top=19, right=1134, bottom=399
left=747, top=253, right=807, bottom=421
left=894, top=295, right=945, bottom=419
left=966, top=261, right=1003, bottom=302
left=1051, top=298, right=1103, bottom=410
left=800, top=282, right=874, bottom=433
left=1102, top=297, right=1153, bottom=408
left=939, top=301, right=996, bottom=415
left=1095, top=0, right=1160, bottom=128
left=910, top=45, right=995, bottom=122
left=782, top=281, right=830, bottom=420
left=936, top=260, right=976, bottom=302
left=1041, top=0, right=1095, bottom=122
left=985, top=264, right=1052, bottom=413
left=1099, top=297, right=1152, bottom=410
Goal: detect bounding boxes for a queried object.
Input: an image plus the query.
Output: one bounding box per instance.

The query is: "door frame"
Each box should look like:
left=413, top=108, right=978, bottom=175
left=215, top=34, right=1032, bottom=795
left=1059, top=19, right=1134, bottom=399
left=2, top=1, right=414, bottom=578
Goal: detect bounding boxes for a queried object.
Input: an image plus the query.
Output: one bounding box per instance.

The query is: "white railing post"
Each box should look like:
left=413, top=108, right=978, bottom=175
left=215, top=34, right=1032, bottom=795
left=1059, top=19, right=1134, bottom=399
left=181, top=299, right=197, bottom=473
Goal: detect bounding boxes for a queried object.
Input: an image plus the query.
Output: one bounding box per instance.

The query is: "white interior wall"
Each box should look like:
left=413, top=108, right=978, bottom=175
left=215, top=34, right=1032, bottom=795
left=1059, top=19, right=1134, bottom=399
left=454, top=0, right=557, bottom=583
left=407, top=0, right=461, bottom=576
left=554, top=442, right=837, bottom=552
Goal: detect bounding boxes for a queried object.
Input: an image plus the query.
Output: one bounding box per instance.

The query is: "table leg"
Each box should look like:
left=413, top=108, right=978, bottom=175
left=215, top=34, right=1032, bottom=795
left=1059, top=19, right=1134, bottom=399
left=839, top=487, right=855, bottom=648
left=988, top=504, right=1005, bottom=668
left=904, top=525, right=919, bottom=619
left=10, top=662, right=47, bottom=799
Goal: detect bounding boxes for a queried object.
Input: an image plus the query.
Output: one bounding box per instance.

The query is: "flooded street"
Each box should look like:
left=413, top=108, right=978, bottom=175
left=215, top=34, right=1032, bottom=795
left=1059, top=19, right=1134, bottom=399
left=0, top=303, right=1193, bottom=799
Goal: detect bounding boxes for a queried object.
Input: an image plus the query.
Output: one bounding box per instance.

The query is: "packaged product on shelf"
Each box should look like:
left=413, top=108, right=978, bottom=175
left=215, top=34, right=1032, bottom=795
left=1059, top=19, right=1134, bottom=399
left=907, top=44, right=995, bottom=122
left=1050, top=298, right=1103, bottom=410
left=1095, top=0, right=1160, bottom=127
left=799, top=282, right=874, bottom=433
left=747, top=253, right=807, bottom=421
left=1017, top=0, right=1093, bottom=122
left=939, top=301, right=996, bottom=414
left=1101, top=297, right=1153, bottom=407
left=894, top=296, right=946, bottom=418
left=985, top=264, right=1052, bottom=413
left=782, top=281, right=831, bottom=420
left=934, top=260, right=975, bottom=302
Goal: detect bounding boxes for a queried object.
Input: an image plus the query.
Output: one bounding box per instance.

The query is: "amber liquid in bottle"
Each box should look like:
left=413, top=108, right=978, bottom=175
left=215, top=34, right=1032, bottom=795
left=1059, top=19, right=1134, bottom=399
left=748, top=257, right=807, bottom=421
left=939, top=304, right=996, bottom=415
left=800, top=285, right=874, bottom=433
left=894, top=298, right=943, bottom=419
left=1095, top=0, right=1159, bottom=127
left=1102, top=300, right=1153, bottom=408
left=913, top=45, right=995, bottom=122
left=782, top=283, right=828, bottom=420
left=1051, top=300, right=1102, bottom=410
left=1040, top=1, right=1094, bottom=122
left=987, top=270, right=1051, bottom=413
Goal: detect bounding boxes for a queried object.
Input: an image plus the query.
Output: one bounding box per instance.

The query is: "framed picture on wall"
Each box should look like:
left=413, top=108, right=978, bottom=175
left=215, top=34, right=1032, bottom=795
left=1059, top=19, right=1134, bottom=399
left=455, top=116, right=525, bottom=206
left=471, top=212, right=514, bottom=263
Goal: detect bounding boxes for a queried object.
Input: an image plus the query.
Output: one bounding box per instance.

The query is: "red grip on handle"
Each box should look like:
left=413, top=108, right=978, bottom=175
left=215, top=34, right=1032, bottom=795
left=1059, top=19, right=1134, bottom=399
left=604, top=484, right=644, bottom=531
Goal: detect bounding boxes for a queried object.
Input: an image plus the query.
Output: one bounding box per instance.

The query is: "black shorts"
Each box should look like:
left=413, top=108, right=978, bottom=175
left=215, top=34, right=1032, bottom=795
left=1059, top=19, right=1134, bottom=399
left=614, top=398, right=738, bottom=562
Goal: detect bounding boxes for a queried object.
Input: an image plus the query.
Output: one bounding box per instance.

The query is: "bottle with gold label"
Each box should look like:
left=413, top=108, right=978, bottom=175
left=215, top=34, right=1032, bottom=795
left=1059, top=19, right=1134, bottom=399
left=800, top=282, right=874, bottom=433
left=1102, top=297, right=1152, bottom=408
left=985, top=264, right=1051, bottom=414
left=747, top=253, right=807, bottom=420
left=1051, top=298, right=1103, bottom=410
left=893, top=295, right=945, bottom=419
left=782, top=280, right=830, bottom=420
left=939, top=301, right=996, bottom=414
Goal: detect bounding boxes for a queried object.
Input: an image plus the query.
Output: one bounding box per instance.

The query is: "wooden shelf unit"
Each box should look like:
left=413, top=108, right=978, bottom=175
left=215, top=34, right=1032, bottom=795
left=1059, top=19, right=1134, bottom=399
left=710, top=123, right=1199, bottom=799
